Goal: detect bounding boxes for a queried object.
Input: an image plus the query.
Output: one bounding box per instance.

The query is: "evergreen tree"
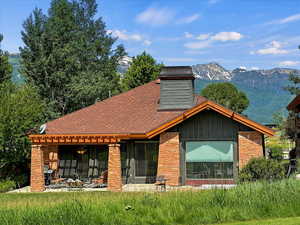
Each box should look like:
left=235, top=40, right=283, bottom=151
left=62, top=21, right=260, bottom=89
left=20, top=0, right=125, bottom=118
left=0, top=34, right=12, bottom=83
left=201, top=82, right=249, bottom=113
left=122, top=51, right=163, bottom=91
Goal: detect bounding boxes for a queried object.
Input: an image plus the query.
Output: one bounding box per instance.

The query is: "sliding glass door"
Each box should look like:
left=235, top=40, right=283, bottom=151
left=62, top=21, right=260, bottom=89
left=186, top=141, right=234, bottom=179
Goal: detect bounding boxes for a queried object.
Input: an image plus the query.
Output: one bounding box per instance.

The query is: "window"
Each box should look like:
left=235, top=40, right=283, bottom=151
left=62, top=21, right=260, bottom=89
left=135, top=143, right=158, bottom=177
left=186, top=141, right=234, bottom=179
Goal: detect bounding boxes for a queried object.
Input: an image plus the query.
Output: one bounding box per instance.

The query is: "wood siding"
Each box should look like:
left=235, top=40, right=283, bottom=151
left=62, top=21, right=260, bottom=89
left=159, top=80, right=194, bottom=110
left=172, top=110, right=240, bottom=184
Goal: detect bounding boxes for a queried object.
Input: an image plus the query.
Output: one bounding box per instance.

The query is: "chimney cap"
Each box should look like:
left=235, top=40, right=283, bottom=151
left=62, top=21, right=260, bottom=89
left=159, top=66, right=194, bottom=80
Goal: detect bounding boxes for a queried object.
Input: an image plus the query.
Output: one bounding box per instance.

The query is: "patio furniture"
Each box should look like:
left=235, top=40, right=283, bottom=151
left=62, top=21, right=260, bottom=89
left=155, top=175, right=167, bottom=192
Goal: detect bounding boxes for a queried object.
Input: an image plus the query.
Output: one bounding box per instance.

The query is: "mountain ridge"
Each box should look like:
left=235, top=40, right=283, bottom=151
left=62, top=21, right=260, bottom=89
left=8, top=55, right=295, bottom=124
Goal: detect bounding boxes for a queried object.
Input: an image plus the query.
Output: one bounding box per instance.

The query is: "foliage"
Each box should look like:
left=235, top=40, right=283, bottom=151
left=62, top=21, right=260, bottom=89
left=0, top=34, right=13, bottom=83
left=200, top=82, right=249, bottom=113
left=268, top=147, right=284, bottom=161
left=0, top=180, right=300, bottom=225
left=239, top=158, right=285, bottom=182
left=284, top=72, right=300, bottom=95
left=122, top=51, right=163, bottom=91
left=0, top=180, right=15, bottom=193
left=0, top=82, right=45, bottom=183
left=20, top=0, right=125, bottom=118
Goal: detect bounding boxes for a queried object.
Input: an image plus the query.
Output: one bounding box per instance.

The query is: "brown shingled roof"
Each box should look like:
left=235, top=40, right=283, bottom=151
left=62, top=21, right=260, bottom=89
left=46, top=80, right=206, bottom=135
left=45, top=80, right=274, bottom=137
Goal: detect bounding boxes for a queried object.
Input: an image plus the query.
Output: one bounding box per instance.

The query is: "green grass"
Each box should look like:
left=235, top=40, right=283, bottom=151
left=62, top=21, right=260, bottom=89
left=215, top=217, right=300, bottom=225
left=0, top=179, right=300, bottom=225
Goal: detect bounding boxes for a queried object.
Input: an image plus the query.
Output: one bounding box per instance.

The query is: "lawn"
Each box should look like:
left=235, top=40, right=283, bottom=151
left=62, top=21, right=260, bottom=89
left=0, top=180, right=300, bottom=225
left=216, top=217, right=300, bottom=225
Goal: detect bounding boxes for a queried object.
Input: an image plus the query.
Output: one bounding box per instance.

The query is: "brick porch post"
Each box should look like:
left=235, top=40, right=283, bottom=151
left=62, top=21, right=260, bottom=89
left=157, top=132, right=180, bottom=186
left=30, top=144, right=46, bottom=192
left=108, top=144, right=122, bottom=191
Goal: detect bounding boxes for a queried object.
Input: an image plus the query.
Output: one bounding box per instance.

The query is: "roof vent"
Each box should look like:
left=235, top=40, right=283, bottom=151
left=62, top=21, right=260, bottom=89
left=158, top=66, right=195, bottom=110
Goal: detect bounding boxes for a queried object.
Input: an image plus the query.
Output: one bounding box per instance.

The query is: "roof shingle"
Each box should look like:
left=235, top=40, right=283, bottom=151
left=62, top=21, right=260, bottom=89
left=46, top=81, right=206, bottom=134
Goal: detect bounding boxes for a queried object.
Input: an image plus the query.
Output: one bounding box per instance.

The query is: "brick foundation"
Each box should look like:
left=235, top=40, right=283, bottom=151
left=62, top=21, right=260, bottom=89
left=108, top=144, right=122, bottom=191
left=238, top=131, right=263, bottom=168
left=157, top=132, right=180, bottom=186
left=30, top=145, right=46, bottom=192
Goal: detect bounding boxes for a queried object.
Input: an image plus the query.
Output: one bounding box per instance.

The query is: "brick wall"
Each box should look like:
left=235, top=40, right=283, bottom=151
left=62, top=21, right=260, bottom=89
left=30, top=145, right=46, bottom=192
left=157, top=132, right=180, bottom=186
left=238, top=131, right=264, bottom=168
left=43, top=145, right=58, bottom=171
left=107, top=144, right=122, bottom=191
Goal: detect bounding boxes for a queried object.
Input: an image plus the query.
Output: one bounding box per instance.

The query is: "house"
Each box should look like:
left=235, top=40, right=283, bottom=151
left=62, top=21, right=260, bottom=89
left=287, top=95, right=300, bottom=158
left=29, top=66, right=274, bottom=192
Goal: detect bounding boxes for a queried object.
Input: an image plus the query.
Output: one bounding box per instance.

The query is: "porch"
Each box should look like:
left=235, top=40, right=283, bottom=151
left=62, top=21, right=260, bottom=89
left=29, top=134, right=162, bottom=192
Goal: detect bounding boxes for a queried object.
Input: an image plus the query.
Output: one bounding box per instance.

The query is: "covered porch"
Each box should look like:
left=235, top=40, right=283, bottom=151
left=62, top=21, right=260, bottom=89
left=29, top=134, right=163, bottom=192
left=30, top=134, right=126, bottom=192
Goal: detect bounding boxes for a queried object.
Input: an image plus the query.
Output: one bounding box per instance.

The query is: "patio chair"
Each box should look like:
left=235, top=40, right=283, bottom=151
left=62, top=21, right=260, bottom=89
left=155, top=175, right=167, bottom=192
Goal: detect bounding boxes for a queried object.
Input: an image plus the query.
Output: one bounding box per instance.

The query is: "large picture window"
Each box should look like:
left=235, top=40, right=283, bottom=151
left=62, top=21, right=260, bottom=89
left=186, top=141, right=234, bottom=179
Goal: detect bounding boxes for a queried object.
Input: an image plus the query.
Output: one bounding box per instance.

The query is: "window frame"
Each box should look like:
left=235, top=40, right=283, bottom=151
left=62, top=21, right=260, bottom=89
left=185, top=140, right=235, bottom=180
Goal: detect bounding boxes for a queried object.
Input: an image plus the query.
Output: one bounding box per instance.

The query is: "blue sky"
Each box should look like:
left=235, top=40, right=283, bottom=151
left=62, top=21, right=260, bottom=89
left=1, top=0, right=300, bottom=70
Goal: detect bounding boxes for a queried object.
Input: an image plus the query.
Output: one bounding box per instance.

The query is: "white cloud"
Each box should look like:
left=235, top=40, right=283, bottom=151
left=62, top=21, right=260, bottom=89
left=184, top=40, right=212, bottom=49
left=239, top=66, right=247, bottom=70
left=256, top=48, right=288, bottom=55
left=196, top=33, right=210, bottom=40
left=143, top=40, right=152, bottom=46
left=184, top=32, right=194, bottom=39
left=164, top=57, right=197, bottom=62
left=211, top=32, right=243, bottom=41
left=278, top=61, right=300, bottom=67
left=136, top=7, right=174, bottom=26
left=183, top=31, right=243, bottom=49
left=250, top=67, right=259, bottom=70
left=108, top=30, right=142, bottom=41
left=252, top=41, right=289, bottom=55
left=278, top=13, right=300, bottom=24
left=177, top=14, right=200, bottom=24
left=107, top=30, right=151, bottom=46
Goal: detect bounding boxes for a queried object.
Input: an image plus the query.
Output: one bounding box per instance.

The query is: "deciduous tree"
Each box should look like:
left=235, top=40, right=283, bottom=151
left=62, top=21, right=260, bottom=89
left=201, top=82, right=249, bottom=113
left=122, top=51, right=162, bottom=91
left=20, top=0, right=125, bottom=118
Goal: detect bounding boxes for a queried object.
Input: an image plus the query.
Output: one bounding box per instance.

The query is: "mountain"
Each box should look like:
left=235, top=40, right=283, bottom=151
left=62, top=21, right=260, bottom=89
left=192, top=62, right=233, bottom=80
left=8, top=53, right=23, bottom=83
left=193, top=63, right=297, bottom=124
left=8, top=55, right=296, bottom=124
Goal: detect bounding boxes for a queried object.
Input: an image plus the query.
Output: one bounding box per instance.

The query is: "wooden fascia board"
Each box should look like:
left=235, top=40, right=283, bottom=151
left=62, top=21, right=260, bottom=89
left=146, top=100, right=274, bottom=138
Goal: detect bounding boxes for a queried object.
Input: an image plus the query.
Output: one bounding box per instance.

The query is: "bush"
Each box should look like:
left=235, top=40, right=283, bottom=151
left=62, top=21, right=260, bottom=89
left=269, top=147, right=283, bottom=161
left=0, top=180, right=15, bottom=193
left=239, top=158, right=285, bottom=182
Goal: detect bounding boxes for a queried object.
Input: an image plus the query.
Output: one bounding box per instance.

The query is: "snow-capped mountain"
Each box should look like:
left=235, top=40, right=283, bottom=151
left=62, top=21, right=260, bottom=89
left=192, top=62, right=233, bottom=80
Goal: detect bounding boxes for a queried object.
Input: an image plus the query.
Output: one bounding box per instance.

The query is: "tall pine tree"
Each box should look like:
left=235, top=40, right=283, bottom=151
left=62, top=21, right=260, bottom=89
left=20, top=0, right=125, bottom=118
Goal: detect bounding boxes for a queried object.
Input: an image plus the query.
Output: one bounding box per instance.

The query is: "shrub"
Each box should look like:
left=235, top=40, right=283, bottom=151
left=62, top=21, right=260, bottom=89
left=239, top=158, right=285, bottom=182
left=0, top=180, right=15, bottom=193
left=268, top=147, right=283, bottom=161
